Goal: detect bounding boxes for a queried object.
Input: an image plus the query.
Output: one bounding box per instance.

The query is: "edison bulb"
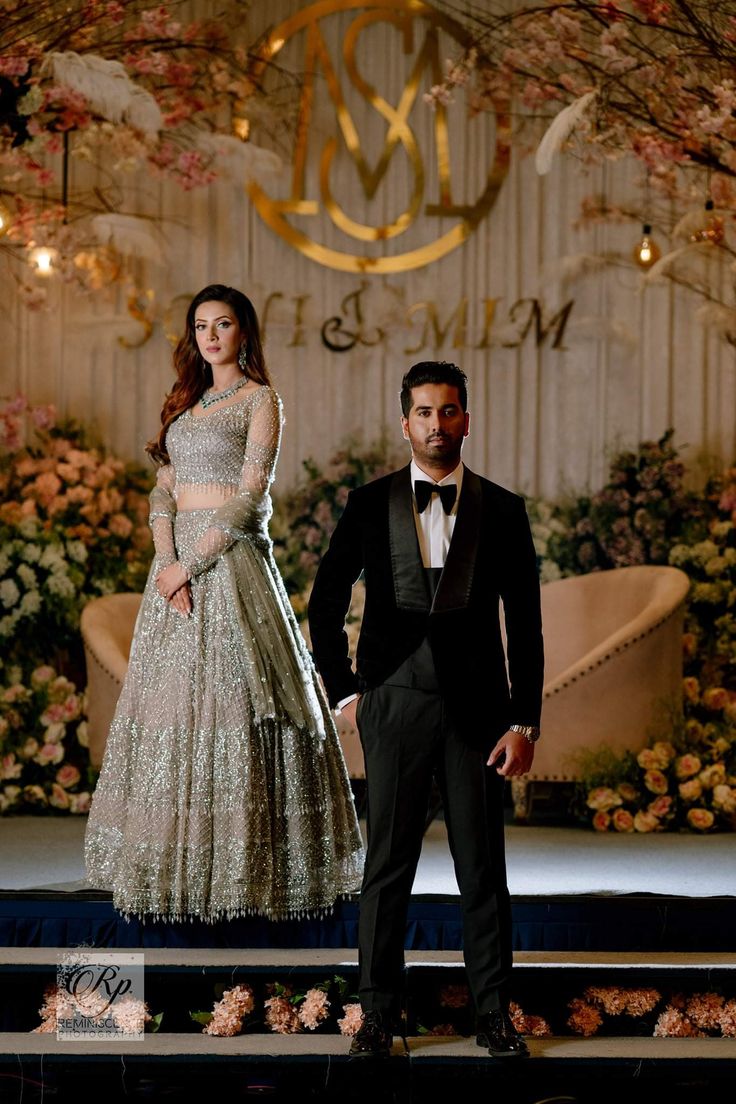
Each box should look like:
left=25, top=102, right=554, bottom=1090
left=633, top=224, right=661, bottom=268
left=29, top=245, right=58, bottom=276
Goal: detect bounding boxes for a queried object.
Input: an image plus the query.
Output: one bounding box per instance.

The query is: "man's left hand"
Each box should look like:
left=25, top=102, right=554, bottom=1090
left=487, top=730, right=535, bottom=777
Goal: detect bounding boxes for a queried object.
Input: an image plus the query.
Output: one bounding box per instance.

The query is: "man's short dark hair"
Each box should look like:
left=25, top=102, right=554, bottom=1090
left=400, top=361, right=468, bottom=417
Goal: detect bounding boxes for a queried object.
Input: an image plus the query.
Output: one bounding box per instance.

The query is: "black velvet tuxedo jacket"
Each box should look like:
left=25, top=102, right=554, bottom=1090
left=307, top=463, right=544, bottom=750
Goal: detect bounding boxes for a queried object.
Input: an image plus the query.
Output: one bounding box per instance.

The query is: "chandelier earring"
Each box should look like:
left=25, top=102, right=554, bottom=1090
left=238, top=344, right=248, bottom=372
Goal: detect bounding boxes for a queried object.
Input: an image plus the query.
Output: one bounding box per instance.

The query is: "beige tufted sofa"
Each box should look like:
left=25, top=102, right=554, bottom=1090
left=81, top=566, right=690, bottom=786
left=80, top=592, right=142, bottom=770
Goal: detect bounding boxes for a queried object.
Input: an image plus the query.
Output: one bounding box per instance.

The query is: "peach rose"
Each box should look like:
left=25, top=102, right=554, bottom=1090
left=49, top=782, right=70, bottom=809
left=682, top=677, right=700, bottom=703
left=652, top=742, right=676, bottom=766
left=687, top=808, right=715, bottom=831
left=587, top=787, right=623, bottom=811
left=56, top=462, right=80, bottom=484
left=592, top=811, right=611, bottom=831
left=637, top=748, right=661, bottom=770
left=648, top=795, right=673, bottom=818
left=56, top=764, right=81, bottom=789
left=675, top=754, right=701, bottom=779
left=643, top=769, right=669, bottom=795
left=678, top=779, right=703, bottom=802
left=634, top=810, right=660, bottom=833
left=66, top=485, right=94, bottom=504
left=612, top=808, right=635, bottom=833
left=685, top=719, right=704, bottom=741
left=617, top=782, right=639, bottom=802
left=702, top=687, right=729, bottom=711
left=699, top=764, right=726, bottom=789
left=682, top=633, right=697, bottom=659
left=31, top=665, right=56, bottom=687
left=1, top=754, right=23, bottom=780
left=69, top=791, right=91, bottom=814
left=21, top=738, right=39, bottom=759
left=109, top=513, right=133, bottom=539
left=34, top=743, right=64, bottom=766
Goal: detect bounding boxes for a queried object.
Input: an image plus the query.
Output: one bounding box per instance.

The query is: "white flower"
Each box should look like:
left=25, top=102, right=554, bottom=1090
left=705, top=556, right=728, bottom=577
left=0, top=613, right=20, bottom=638
left=66, top=540, right=88, bottom=564
left=692, top=540, right=719, bottom=567
left=39, top=545, right=67, bottom=573
left=18, top=517, right=40, bottom=539
left=668, top=544, right=691, bottom=567
left=46, top=573, right=76, bottom=599
left=20, top=543, right=42, bottom=564
left=540, top=560, right=563, bottom=583
left=75, top=720, right=89, bottom=748
left=17, top=563, right=38, bottom=590
left=0, top=579, right=20, bottom=608
left=19, top=591, right=42, bottom=616
left=0, top=552, right=10, bottom=575
left=44, top=722, right=66, bottom=743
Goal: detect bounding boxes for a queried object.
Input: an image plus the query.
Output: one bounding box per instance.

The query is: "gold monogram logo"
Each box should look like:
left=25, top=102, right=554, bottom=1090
left=247, top=0, right=510, bottom=273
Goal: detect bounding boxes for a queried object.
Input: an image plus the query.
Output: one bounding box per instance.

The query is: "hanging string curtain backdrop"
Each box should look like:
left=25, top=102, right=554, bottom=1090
left=1, top=0, right=734, bottom=499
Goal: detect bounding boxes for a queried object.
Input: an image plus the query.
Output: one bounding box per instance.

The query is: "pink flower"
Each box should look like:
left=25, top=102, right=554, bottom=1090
left=686, top=993, right=725, bottom=1031
left=56, top=764, right=81, bottom=789
left=592, top=810, right=611, bottom=831
left=643, top=769, right=668, bottom=795
left=617, top=782, right=639, bottom=802
left=49, top=783, right=70, bottom=809
left=31, top=665, right=56, bottom=687
left=33, top=743, right=64, bottom=766
left=204, top=984, right=255, bottom=1037
left=682, top=677, right=700, bottom=703
left=699, top=764, right=726, bottom=789
left=109, top=513, right=133, bottom=539
left=679, top=778, right=702, bottom=802
left=720, top=1000, right=736, bottom=1037
left=1, top=754, right=23, bottom=781
left=633, top=810, right=659, bottom=833
left=648, top=795, right=673, bottom=818
left=567, top=998, right=602, bottom=1036
left=587, top=786, right=622, bottom=811
left=298, top=988, right=330, bottom=1030
left=675, top=754, right=701, bottom=779
left=702, top=687, right=729, bottom=711
left=687, top=808, right=715, bottom=831
left=69, top=792, right=91, bottom=814
left=264, top=995, right=301, bottom=1034
left=31, top=404, right=56, bottom=430
left=337, top=1004, right=364, bottom=1037
left=612, top=808, right=635, bottom=832
left=654, top=1007, right=702, bottom=1037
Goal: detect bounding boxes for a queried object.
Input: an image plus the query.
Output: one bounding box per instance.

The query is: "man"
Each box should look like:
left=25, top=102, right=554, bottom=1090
left=308, top=361, right=544, bottom=1059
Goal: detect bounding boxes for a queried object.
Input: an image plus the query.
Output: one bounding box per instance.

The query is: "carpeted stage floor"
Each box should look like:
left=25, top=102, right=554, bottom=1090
left=1, top=815, right=734, bottom=897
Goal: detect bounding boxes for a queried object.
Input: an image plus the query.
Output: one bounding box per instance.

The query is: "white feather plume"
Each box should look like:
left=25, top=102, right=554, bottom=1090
left=535, top=90, right=597, bottom=175
left=643, top=243, right=714, bottom=283
left=91, top=214, right=163, bottom=264
left=45, top=52, right=162, bottom=135
left=195, top=132, right=282, bottom=182
left=541, top=252, right=608, bottom=285
left=695, top=303, right=736, bottom=341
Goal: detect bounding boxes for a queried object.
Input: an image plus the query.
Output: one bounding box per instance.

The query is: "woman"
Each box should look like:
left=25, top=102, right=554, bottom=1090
left=84, top=285, right=364, bottom=922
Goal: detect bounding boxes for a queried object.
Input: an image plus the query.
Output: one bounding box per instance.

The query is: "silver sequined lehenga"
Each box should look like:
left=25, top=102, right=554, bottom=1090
left=84, top=385, right=364, bottom=922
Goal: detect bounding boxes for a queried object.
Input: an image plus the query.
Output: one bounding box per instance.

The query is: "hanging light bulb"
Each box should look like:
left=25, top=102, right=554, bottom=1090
left=689, top=199, right=725, bottom=245
left=28, top=245, right=59, bottom=276
left=633, top=223, right=661, bottom=268
left=0, top=200, right=10, bottom=238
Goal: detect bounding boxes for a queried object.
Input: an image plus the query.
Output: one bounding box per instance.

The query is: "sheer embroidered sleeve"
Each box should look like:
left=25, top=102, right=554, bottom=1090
left=179, top=388, right=283, bottom=578
left=148, top=463, right=177, bottom=568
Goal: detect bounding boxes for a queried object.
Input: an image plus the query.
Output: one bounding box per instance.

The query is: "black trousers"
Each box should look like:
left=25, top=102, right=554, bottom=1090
left=356, top=681, right=512, bottom=1018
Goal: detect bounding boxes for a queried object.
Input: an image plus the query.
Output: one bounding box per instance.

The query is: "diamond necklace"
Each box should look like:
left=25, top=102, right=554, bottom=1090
left=200, top=374, right=249, bottom=410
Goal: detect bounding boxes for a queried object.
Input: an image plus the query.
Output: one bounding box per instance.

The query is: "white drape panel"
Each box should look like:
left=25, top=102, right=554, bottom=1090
left=1, top=1, right=734, bottom=498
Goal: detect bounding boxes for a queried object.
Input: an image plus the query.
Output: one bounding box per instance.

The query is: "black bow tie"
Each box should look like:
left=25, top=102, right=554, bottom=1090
left=414, top=480, right=457, bottom=515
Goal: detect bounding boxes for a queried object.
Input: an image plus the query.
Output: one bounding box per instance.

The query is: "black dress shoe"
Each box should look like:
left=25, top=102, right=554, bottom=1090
left=349, top=1010, right=393, bottom=1058
left=476, top=1010, right=530, bottom=1059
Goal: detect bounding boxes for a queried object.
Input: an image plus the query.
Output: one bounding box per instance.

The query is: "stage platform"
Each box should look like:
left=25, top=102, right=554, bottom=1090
left=1, top=817, right=735, bottom=952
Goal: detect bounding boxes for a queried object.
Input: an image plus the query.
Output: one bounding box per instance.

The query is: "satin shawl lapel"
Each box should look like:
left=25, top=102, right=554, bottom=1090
left=431, top=467, right=481, bottom=614
left=389, top=465, right=430, bottom=612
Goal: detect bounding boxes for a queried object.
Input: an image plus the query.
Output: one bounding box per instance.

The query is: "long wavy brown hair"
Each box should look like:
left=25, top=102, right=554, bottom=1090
left=146, top=284, right=271, bottom=466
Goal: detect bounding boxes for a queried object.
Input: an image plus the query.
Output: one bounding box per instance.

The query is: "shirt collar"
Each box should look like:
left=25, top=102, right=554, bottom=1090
left=411, top=459, right=464, bottom=497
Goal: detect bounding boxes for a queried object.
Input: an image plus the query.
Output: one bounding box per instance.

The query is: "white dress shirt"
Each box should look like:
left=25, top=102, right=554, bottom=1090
left=410, top=459, right=463, bottom=569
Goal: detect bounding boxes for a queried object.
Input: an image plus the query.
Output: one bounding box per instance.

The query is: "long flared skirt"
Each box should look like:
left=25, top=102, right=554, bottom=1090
left=84, top=509, right=364, bottom=922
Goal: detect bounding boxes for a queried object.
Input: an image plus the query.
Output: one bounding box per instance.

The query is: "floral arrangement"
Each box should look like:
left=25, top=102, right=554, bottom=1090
left=427, top=2, right=736, bottom=339
left=190, top=976, right=362, bottom=1038
left=567, top=987, right=736, bottom=1039
left=0, top=394, right=153, bottom=679
left=33, top=982, right=159, bottom=1034
left=530, top=429, right=736, bottom=832
left=271, top=434, right=401, bottom=620
left=0, top=0, right=285, bottom=302
left=0, top=663, right=92, bottom=814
